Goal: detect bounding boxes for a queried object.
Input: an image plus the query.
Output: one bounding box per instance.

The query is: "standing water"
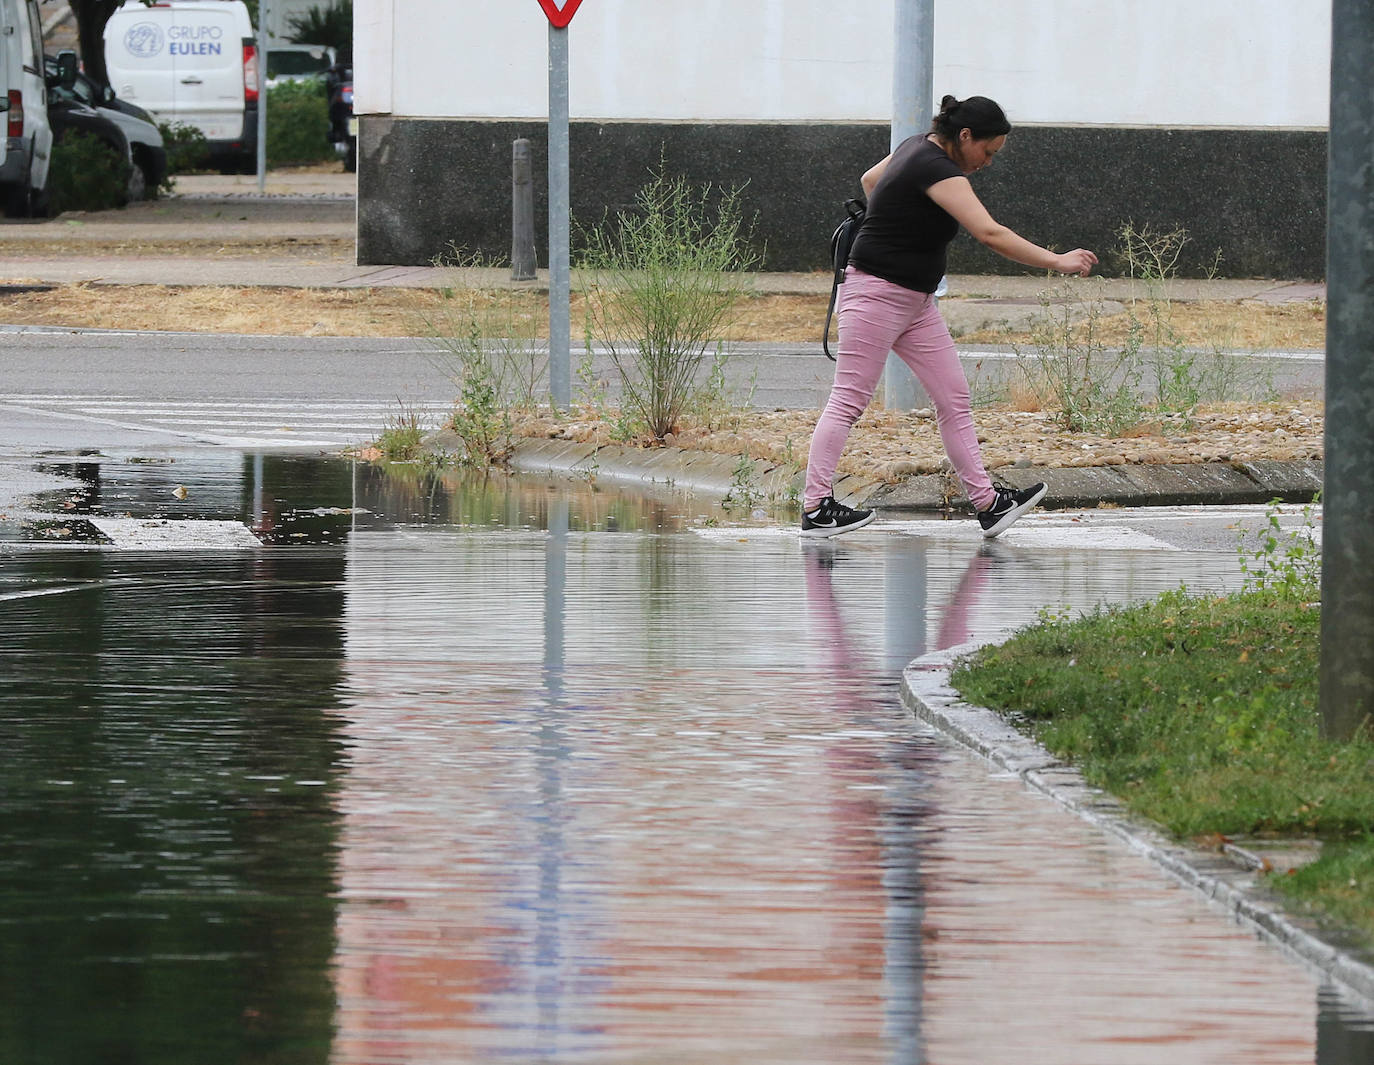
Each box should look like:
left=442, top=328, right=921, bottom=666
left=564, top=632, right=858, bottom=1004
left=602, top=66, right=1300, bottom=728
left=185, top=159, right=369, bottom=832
left=1, top=454, right=1370, bottom=1064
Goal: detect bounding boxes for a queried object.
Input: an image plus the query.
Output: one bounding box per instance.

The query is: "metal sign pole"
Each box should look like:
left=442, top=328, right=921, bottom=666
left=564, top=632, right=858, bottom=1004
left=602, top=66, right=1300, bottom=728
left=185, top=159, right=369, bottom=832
left=547, top=22, right=572, bottom=410
left=882, top=0, right=934, bottom=410
left=256, top=0, right=269, bottom=192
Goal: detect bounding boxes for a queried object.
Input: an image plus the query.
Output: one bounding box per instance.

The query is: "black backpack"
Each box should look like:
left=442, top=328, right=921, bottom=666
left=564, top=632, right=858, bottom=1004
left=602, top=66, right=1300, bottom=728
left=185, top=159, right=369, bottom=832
left=822, top=196, right=866, bottom=360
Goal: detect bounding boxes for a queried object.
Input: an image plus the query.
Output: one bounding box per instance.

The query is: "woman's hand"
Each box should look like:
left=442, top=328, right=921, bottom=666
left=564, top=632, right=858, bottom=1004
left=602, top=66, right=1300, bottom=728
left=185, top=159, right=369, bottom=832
left=1055, top=249, right=1098, bottom=277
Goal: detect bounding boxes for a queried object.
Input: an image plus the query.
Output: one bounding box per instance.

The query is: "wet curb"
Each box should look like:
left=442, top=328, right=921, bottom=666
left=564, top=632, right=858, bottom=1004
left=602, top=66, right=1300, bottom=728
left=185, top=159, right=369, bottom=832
left=503, top=437, right=874, bottom=505
left=505, top=437, right=1324, bottom=512
left=901, top=645, right=1374, bottom=1008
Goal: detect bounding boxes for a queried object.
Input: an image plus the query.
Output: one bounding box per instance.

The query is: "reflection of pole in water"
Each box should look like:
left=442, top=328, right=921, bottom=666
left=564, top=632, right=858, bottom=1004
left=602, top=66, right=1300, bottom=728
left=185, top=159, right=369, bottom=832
left=880, top=760, right=928, bottom=1064
left=536, top=495, right=570, bottom=1052
left=884, top=537, right=928, bottom=672
left=1316, top=986, right=1374, bottom=1063
left=882, top=536, right=931, bottom=1062
left=544, top=497, right=568, bottom=703
left=802, top=542, right=930, bottom=1061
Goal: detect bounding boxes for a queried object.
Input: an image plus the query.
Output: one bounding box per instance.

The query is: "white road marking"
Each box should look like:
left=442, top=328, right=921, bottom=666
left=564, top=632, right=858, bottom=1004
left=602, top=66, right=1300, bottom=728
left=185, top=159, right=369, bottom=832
left=89, top=517, right=262, bottom=550
left=0, top=394, right=452, bottom=449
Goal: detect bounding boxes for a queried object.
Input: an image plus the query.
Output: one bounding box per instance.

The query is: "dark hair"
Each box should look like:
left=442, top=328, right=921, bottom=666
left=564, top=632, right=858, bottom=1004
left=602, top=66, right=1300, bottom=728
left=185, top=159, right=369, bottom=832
left=930, top=95, right=1011, bottom=141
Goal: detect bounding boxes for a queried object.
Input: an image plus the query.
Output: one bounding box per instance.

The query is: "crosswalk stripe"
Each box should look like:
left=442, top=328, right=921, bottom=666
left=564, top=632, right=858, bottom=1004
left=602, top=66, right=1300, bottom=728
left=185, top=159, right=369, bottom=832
left=0, top=394, right=453, bottom=447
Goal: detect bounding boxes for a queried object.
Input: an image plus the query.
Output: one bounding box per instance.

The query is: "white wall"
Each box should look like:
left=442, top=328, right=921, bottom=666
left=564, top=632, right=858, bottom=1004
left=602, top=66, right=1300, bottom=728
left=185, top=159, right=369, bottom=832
left=355, top=0, right=1330, bottom=129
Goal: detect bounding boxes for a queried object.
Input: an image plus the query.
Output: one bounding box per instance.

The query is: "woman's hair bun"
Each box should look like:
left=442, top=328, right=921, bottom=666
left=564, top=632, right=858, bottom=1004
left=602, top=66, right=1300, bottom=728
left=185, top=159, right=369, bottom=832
left=930, top=94, right=1011, bottom=141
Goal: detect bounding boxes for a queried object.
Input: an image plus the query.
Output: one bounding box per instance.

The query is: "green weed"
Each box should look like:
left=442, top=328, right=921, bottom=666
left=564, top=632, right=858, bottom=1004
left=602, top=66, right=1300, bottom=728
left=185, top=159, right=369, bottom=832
left=578, top=161, right=760, bottom=441
left=375, top=403, right=427, bottom=461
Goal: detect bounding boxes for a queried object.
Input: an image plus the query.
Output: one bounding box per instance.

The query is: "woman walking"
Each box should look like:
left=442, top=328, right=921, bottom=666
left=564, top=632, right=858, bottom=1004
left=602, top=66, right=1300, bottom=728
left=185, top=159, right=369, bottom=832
left=801, top=95, right=1097, bottom=539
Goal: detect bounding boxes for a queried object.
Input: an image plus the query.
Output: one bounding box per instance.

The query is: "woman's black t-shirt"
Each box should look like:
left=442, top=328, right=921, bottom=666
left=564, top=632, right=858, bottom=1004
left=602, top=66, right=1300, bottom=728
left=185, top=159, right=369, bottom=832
left=849, top=135, right=964, bottom=293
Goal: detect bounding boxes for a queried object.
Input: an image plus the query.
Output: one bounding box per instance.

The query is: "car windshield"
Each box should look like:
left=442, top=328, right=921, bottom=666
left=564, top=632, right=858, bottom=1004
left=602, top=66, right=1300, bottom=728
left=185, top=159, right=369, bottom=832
left=268, top=50, right=331, bottom=78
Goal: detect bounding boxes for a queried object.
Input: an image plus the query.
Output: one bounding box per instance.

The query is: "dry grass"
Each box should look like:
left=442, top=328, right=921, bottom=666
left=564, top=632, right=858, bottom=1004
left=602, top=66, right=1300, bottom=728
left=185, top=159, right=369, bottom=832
left=0, top=282, right=1328, bottom=347
left=958, top=298, right=1326, bottom=350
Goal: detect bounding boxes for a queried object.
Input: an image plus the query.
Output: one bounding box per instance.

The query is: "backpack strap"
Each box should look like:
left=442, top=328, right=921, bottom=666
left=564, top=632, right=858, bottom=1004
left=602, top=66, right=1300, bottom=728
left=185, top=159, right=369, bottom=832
left=822, top=282, right=840, bottom=361
left=821, top=197, right=866, bottom=361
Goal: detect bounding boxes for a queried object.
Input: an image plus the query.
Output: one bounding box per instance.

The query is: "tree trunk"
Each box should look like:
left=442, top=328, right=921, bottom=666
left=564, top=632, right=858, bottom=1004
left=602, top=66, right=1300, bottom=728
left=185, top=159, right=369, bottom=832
left=72, top=1, right=125, bottom=89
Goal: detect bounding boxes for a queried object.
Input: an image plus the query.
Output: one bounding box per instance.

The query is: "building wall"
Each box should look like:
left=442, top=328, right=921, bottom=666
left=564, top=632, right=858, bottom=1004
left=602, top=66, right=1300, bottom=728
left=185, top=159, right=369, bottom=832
left=355, top=0, right=1331, bottom=276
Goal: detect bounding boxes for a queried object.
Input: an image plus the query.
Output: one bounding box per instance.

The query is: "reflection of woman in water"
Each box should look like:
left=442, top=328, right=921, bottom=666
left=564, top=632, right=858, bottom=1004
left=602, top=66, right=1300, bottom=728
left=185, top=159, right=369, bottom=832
left=802, top=540, right=1006, bottom=671
left=801, top=95, right=1097, bottom=541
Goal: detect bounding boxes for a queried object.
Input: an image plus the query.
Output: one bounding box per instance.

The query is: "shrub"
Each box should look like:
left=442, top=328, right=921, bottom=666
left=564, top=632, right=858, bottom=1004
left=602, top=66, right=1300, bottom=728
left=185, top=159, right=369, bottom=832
left=578, top=165, right=760, bottom=441
left=265, top=80, right=333, bottom=166
left=49, top=131, right=131, bottom=213
left=158, top=121, right=209, bottom=178
left=422, top=248, right=545, bottom=468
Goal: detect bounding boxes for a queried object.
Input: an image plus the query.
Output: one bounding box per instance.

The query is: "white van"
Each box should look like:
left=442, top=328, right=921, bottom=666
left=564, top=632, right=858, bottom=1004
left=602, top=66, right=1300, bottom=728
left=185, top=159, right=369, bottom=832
left=103, top=0, right=258, bottom=171
left=0, top=0, right=54, bottom=216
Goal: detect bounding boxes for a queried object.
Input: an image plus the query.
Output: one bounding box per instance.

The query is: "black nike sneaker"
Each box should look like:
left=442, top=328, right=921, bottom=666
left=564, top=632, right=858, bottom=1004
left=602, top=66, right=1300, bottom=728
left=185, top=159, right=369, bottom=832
left=801, top=496, right=875, bottom=538
left=976, top=482, right=1047, bottom=538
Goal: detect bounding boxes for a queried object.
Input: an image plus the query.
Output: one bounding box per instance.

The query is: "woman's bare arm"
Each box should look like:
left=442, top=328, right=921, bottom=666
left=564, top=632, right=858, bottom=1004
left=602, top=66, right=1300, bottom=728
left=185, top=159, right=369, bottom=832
left=860, top=154, right=893, bottom=198
left=925, top=175, right=1097, bottom=276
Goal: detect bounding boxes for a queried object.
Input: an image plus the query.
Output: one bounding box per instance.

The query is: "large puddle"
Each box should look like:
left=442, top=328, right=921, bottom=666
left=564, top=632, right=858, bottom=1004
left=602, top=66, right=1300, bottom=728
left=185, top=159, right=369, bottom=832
left=1, top=453, right=1369, bottom=1063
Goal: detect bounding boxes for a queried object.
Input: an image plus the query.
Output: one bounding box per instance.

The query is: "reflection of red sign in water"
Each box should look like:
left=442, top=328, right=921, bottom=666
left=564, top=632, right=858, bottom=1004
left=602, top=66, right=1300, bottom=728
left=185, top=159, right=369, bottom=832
left=536, top=0, right=583, bottom=27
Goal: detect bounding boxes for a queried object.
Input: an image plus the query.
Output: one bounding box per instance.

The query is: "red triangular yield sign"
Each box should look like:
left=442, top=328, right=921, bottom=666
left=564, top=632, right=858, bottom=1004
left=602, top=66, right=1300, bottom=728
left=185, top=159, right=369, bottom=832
left=536, top=0, right=583, bottom=27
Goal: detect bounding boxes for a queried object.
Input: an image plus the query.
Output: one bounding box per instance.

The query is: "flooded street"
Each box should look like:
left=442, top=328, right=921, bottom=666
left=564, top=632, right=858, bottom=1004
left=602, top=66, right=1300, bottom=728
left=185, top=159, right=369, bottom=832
left=2, top=453, right=1370, bottom=1064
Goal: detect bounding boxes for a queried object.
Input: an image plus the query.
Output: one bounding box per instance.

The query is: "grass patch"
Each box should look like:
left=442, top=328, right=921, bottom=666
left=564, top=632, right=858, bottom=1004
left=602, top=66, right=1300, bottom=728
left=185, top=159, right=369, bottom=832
left=374, top=404, right=427, bottom=461
left=949, top=586, right=1374, bottom=946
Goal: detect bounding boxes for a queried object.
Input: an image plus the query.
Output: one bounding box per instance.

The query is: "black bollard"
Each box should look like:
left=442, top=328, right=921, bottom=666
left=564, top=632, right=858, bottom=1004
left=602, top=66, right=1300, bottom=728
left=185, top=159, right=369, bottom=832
left=511, top=139, right=537, bottom=282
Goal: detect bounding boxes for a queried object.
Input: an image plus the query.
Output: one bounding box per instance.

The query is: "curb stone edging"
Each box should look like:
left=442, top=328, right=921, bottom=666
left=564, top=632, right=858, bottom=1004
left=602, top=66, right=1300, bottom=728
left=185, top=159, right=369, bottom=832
left=866, top=460, right=1325, bottom=512
left=901, top=644, right=1374, bottom=1008
left=505, top=439, right=1323, bottom=514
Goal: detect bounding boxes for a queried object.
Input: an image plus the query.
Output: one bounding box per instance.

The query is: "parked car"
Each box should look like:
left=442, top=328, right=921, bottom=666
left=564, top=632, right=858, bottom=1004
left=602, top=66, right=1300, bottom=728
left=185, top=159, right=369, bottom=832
left=46, top=52, right=166, bottom=200
left=266, top=43, right=335, bottom=88
left=0, top=0, right=54, bottom=217
left=103, top=0, right=258, bottom=173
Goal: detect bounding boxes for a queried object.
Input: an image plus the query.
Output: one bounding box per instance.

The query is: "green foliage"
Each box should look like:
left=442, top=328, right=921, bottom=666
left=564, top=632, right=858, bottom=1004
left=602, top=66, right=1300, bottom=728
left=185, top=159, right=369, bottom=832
left=445, top=319, right=515, bottom=468
left=424, top=249, right=546, bottom=468
left=722, top=453, right=763, bottom=510
left=578, top=163, right=760, bottom=441
left=157, top=121, right=209, bottom=178
left=1237, top=495, right=1322, bottom=599
left=1017, top=223, right=1272, bottom=435
left=950, top=556, right=1374, bottom=947
left=375, top=404, right=426, bottom=461
left=265, top=80, right=333, bottom=166
left=1116, top=222, right=1268, bottom=422
left=1016, top=278, right=1142, bottom=435
left=1279, top=842, right=1374, bottom=945
left=950, top=588, right=1363, bottom=841
left=49, top=130, right=131, bottom=213
left=286, top=0, right=353, bottom=64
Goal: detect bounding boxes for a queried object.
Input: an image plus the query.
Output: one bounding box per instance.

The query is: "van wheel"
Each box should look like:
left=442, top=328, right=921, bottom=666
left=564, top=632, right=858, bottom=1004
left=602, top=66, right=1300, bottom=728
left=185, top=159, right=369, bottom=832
left=4, top=162, right=51, bottom=218
left=3, top=185, right=30, bottom=218
left=30, top=168, right=52, bottom=218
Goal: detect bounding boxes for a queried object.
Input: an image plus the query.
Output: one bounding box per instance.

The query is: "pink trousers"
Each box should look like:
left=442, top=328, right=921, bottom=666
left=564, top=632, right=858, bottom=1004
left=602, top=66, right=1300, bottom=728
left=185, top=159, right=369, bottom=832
left=804, top=267, right=996, bottom=511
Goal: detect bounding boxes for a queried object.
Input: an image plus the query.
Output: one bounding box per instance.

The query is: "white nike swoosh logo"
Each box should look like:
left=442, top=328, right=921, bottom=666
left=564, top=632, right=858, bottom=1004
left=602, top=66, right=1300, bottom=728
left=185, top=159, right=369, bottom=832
left=809, top=517, right=838, bottom=527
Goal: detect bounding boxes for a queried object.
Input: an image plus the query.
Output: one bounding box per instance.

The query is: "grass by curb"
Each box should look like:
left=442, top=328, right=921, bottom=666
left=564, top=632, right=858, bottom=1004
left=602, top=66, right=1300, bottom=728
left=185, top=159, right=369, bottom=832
left=949, top=585, right=1374, bottom=948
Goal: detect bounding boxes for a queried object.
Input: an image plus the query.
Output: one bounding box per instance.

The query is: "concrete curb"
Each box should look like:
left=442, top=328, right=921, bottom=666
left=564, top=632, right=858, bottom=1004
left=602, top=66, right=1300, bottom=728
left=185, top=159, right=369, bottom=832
left=867, top=459, right=1326, bottom=512
left=504, top=436, right=880, bottom=507
left=505, top=437, right=1324, bottom=513
left=902, top=646, right=1374, bottom=1008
